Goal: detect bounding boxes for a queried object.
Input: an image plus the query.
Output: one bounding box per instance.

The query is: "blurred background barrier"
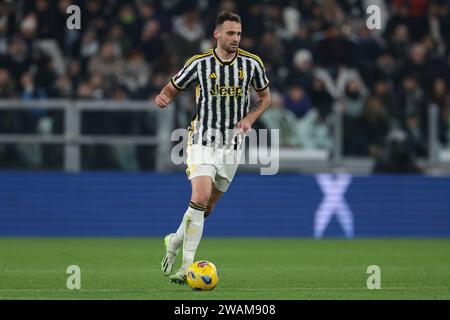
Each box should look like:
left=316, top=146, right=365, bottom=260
left=0, top=99, right=174, bottom=171
left=1, top=99, right=450, bottom=174
left=0, top=172, right=449, bottom=237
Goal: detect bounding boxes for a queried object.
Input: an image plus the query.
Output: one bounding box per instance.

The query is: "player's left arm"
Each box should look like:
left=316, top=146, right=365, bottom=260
left=236, top=87, right=271, bottom=133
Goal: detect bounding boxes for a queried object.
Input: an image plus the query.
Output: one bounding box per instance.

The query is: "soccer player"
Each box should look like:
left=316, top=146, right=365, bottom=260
left=155, top=11, right=271, bottom=284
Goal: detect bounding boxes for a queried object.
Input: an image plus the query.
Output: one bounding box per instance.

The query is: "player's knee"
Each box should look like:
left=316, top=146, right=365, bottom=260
left=191, top=194, right=209, bottom=207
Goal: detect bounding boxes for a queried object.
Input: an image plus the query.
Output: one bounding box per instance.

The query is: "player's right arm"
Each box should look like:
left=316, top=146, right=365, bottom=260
left=155, top=82, right=179, bottom=108
left=155, top=54, right=202, bottom=108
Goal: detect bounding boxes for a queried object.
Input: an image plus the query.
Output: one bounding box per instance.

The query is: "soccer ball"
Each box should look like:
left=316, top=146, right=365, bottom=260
left=186, top=260, right=219, bottom=291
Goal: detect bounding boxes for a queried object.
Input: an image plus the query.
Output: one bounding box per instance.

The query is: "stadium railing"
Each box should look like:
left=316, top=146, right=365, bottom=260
left=0, top=99, right=448, bottom=174
left=0, top=99, right=174, bottom=171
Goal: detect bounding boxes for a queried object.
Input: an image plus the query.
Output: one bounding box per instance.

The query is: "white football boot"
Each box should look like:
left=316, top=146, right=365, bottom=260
left=161, top=233, right=179, bottom=276
left=169, top=266, right=187, bottom=285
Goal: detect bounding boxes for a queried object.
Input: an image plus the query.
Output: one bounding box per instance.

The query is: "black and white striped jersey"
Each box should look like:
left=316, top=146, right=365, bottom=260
left=171, top=48, right=269, bottom=149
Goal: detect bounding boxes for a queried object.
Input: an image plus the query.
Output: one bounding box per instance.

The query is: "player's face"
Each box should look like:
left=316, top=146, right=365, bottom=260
left=215, top=21, right=242, bottom=53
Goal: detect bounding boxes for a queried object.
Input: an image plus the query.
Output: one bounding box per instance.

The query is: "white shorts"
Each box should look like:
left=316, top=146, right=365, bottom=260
left=186, top=144, right=243, bottom=192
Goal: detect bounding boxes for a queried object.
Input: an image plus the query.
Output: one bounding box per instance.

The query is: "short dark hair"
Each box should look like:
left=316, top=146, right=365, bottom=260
left=215, top=11, right=241, bottom=27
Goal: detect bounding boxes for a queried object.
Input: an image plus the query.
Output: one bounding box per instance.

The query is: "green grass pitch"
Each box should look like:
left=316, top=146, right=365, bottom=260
left=0, top=238, right=449, bottom=299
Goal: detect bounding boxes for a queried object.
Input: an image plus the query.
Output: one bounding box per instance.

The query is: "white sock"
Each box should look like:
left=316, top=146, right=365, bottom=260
left=170, top=211, right=188, bottom=251
left=170, top=202, right=207, bottom=251
left=181, top=202, right=205, bottom=269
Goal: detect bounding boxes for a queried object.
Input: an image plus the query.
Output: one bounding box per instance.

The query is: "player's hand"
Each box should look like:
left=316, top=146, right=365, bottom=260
left=155, top=93, right=170, bottom=108
left=235, top=118, right=252, bottom=133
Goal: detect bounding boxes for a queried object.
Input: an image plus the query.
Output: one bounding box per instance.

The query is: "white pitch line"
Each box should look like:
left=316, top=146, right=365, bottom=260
left=2, top=287, right=449, bottom=293
left=1, top=269, right=163, bottom=273
left=3, top=267, right=450, bottom=272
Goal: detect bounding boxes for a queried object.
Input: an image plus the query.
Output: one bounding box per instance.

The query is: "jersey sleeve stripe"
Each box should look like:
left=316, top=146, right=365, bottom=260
left=185, top=50, right=213, bottom=67
left=176, top=65, right=198, bottom=88
left=173, top=52, right=212, bottom=90
left=253, top=61, right=269, bottom=90
left=173, top=59, right=198, bottom=82
left=170, top=78, right=184, bottom=90
left=238, top=49, right=265, bottom=68
left=254, top=82, right=269, bottom=91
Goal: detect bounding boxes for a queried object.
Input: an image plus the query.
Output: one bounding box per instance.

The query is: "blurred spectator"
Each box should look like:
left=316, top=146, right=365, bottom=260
left=283, top=84, right=312, bottom=119
left=258, top=31, right=284, bottom=70
left=401, top=43, right=434, bottom=90
left=35, top=0, right=57, bottom=39
left=52, top=75, right=73, bottom=98
left=296, top=106, right=332, bottom=150
left=309, top=77, right=333, bottom=119
left=396, top=74, right=428, bottom=156
left=77, top=81, right=93, bottom=99
left=2, top=36, right=31, bottom=83
left=372, top=79, right=397, bottom=124
left=88, top=41, right=125, bottom=80
left=106, top=24, right=132, bottom=57
left=286, top=49, right=314, bottom=89
left=430, top=78, right=449, bottom=146
left=387, top=24, right=411, bottom=60
left=20, top=72, right=47, bottom=101
left=171, top=10, right=204, bottom=59
left=283, top=26, right=313, bottom=70
left=0, top=68, right=15, bottom=98
left=361, top=96, right=390, bottom=157
left=80, top=28, right=100, bottom=59
left=342, top=79, right=367, bottom=119
left=116, top=4, right=141, bottom=46
left=241, top=2, right=264, bottom=38
left=355, top=25, right=385, bottom=87
left=66, top=59, right=82, bottom=90
left=88, top=71, right=107, bottom=99
left=373, top=128, right=424, bottom=174
left=83, top=0, right=107, bottom=32
left=0, top=68, right=16, bottom=144
left=264, top=3, right=284, bottom=34
left=374, top=53, right=399, bottom=84
left=314, top=26, right=357, bottom=68
left=140, top=19, right=165, bottom=64
left=385, top=1, right=420, bottom=41
left=426, top=1, right=450, bottom=52
left=121, top=50, right=150, bottom=98
left=20, top=13, right=38, bottom=43
left=342, top=78, right=368, bottom=156
left=281, top=5, right=301, bottom=39
left=259, top=90, right=297, bottom=147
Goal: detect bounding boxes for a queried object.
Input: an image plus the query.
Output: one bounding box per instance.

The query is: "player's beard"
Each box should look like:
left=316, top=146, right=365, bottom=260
left=222, top=41, right=239, bottom=53
left=220, top=42, right=239, bottom=53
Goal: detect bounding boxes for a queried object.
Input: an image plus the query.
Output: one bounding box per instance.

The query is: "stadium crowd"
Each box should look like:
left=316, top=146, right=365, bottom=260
left=0, top=0, right=450, bottom=170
